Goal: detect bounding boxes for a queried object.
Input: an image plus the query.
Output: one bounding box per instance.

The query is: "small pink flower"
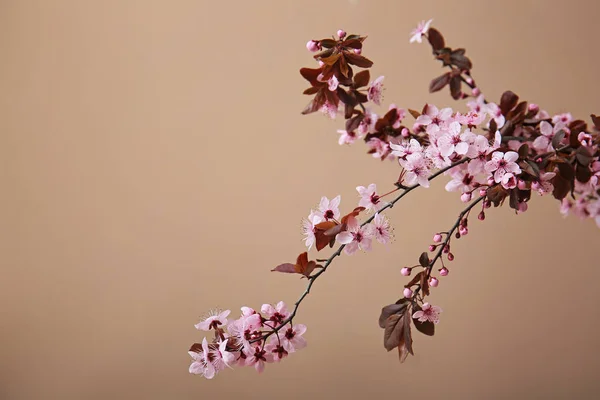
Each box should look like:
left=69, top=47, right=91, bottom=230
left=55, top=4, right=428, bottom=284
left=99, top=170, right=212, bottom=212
left=317, top=195, right=341, bottom=221
left=416, top=104, right=453, bottom=132
left=212, top=339, right=236, bottom=371
left=189, top=338, right=216, bottom=378
left=438, top=122, right=473, bottom=157
left=466, top=135, right=496, bottom=174
left=552, top=112, right=572, bottom=125
left=531, top=172, right=556, bottom=196
left=195, top=309, right=231, bottom=331
left=403, top=153, right=431, bottom=188
left=265, top=342, right=289, bottom=362
left=328, top=75, right=339, bottom=91
left=501, top=172, right=517, bottom=190
left=484, top=151, right=521, bottom=183
left=306, top=40, right=320, bottom=52
left=412, top=302, right=442, bottom=324
left=445, top=163, right=482, bottom=193
left=485, top=102, right=506, bottom=129
left=367, top=76, right=385, bottom=105
left=356, top=183, right=384, bottom=211
left=244, top=345, right=274, bottom=373
left=302, top=210, right=323, bottom=250
left=337, top=29, right=346, bottom=39
left=372, top=212, right=392, bottom=244
left=320, top=101, right=338, bottom=119
left=261, top=301, right=290, bottom=327
left=337, top=129, right=362, bottom=145
left=357, top=110, right=378, bottom=135
left=281, top=324, right=308, bottom=353
left=409, top=19, right=433, bottom=43
left=390, top=138, right=424, bottom=161
left=336, top=216, right=374, bottom=255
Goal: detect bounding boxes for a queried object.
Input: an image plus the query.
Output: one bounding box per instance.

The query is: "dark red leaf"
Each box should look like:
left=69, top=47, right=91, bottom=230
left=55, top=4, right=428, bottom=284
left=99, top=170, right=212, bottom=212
left=419, top=252, right=430, bottom=268
left=427, top=28, right=445, bottom=51
left=450, top=52, right=472, bottom=70
left=320, top=53, right=341, bottom=66
left=576, top=146, right=593, bottom=167
left=429, top=72, right=451, bottom=93
left=408, top=109, right=421, bottom=119
left=353, top=70, right=370, bottom=88
left=552, top=174, right=571, bottom=200
left=344, top=52, right=373, bottom=68
left=302, top=87, right=319, bottom=95
left=449, top=75, right=462, bottom=99
left=320, top=39, right=336, bottom=49
left=342, top=38, right=362, bottom=49
left=552, top=130, right=566, bottom=149
left=379, top=303, right=407, bottom=328
left=405, top=271, right=424, bottom=288
left=576, top=164, right=592, bottom=183
left=518, top=144, right=530, bottom=159
left=591, top=114, right=600, bottom=130
left=499, top=91, right=519, bottom=115
left=345, top=114, right=363, bottom=132
left=420, top=272, right=430, bottom=296
left=271, top=263, right=297, bottom=273
left=557, top=162, right=575, bottom=181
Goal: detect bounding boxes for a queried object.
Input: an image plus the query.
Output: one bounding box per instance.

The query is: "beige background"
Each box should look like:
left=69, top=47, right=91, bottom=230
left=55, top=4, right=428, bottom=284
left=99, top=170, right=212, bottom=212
left=2, top=1, right=600, bottom=399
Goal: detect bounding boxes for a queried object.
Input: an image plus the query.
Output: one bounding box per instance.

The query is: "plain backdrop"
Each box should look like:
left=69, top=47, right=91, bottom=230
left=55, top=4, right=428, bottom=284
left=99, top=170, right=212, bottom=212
left=2, top=1, right=600, bottom=399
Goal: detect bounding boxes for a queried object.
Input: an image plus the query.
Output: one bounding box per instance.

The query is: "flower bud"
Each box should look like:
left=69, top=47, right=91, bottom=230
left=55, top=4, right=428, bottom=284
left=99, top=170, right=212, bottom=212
left=401, top=127, right=410, bottom=138
left=478, top=211, right=485, bottom=221
left=443, top=244, right=450, bottom=254
left=459, top=226, right=468, bottom=236
left=401, top=267, right=411, bottom=276
left=483, top=200, right=491, bottom=209
left=447, top=252, right=455, bottom=261
left=337, top=29, right=346, bottom=39
left=403, top=287, right=413, bottom=298
left=306, top=40, right=320, bottom=52
left=517, top=201, right=528, bottom=213
left=472, top=87, right=481, bottom=96
left=487, top=177, right=495, bottom=186
left=479, top=188, right=487, bottom=197
left=455, top=232, right=461, bottom=239
left=429, top=277, right=439, bottom=287
left=461, top=192, right=472, bottom=203
left=517, top=179, right=527, bottom=190
left=528, top=103, right=539, bottom=113
left=353, top=48, right=362, bottom=55
left=428, top=244, right=436, bottom=252
left=439, top=267, right=449, bottom=276
left=433, top=233, right=442, bottom=243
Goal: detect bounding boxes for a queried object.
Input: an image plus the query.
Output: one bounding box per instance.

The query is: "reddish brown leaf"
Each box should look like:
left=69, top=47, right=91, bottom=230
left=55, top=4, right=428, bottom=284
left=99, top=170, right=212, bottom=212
left=429, top=72, right=451, bottom=93
left=576, top=164, right=592, bottom=183
left=552, top=174, right=571, bottom=200
left=271, top=263, right=297, bottom=273
left=518, top=144, right=530, bottom=159
left=408, top=109, right=421, bottom=119
left=353, top=70, right=370, bottom=88
left=319, top=39, right=336, bottom=49
left=340, top=207, right=365, bottom=224
left=552, top=130, right=566, bottom=149
left=449, top=75, right=462, bottom=99
left=427, top=28, right=445, bottom=51
left=344, top=52, right=373, bottom=68
left=576, top=146, right=593, bottom=167
left=450, top=50, right=472, bottom=70
left=499, top=91, right=519, bottom=115
left=345, top=114, right=363, bottom=132
left=591, top=114, right=600, bottom=130
left=319, top=53, right=340, bottom=66
left=405, top=271, right=424, bottom=288
left=299, top=67, right=323, bottom=85
left=420, top=272, right=430, bottom=296
left=341, top=38, right=362, bottom=49
left=189, top=343, right=203, bottom=353
left=379, top=303, right=408, bottom=328
left=419, top=252, right=430, bottom=268
left=302, top=86, right=319, bottom=95
left=324, top=223, right=344, bottom=237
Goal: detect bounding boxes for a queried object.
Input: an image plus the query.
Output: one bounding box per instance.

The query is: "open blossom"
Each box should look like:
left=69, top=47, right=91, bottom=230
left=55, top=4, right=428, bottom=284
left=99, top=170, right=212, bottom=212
left=357, top=183, right=383, bottom=211
left=403, top=153, right=431, bottom=188
left=302, top=210, right=323, bottom=250
left=317, top=195, right=341, bottom=221
left=328, top=75, right=339, bottom=91
left=445, top=163, right=482, bottom=193
left=531, top=172, right=556, bottom=195
left=337, top=129, right=363, bottom=145
left=212, top=339, right=236, bottom=371
left=372, top=212, right=392, bottom=244
left=265, top=342, right=289, bottom=362
left=501, top=172, right=518, bottom=189
left=390, top=138, right=423, bottom=161
left=367, top=76, right=385, bottom=105
left=336, top=216, right=374, bottom=255
left=484, top=151, right=521, bottom=183
left=357, top=110, right=378, bottom=135
left=189, top=338, right=216, bottom=378
left=409, top=18, right=432, bottom=43
left=244, top=345, right=274, bottom=373
left=466, top=133, right=498, bottom=175
left=281, top=324, right=308, bottom=353
left=261, top=301, right=290, bottom=327
left=412, top=303, right=443, bottom=324
left=416, top=104, right=453, bottom=134
left=438, top=122, right=474, bottom=157
left=195, top=309, right=230, bottom=331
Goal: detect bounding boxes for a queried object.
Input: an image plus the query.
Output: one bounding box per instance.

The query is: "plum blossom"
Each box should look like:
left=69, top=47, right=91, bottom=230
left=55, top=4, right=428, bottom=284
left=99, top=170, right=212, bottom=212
left=367, top=76, right=385, bottom=105
left=466, top=133, right=499, bottom=175
left=195, top=309, right=231, bottom=331
left=320, top=101, right=338, bottom=119
left=335, top=216, right=374, bottom=255
left=281, top=324, right=308, bottom=353
left=265, top=342, right=289, bottom=362
left=445, top=163, right=482, bottom=193
left=358, top=110, right=378, bottom=135
left=412, top=303, right=443, bottom=324
left=501, top=172, right=517, bottom=190
left=317, top=195, right=341, bottom=221
left=357, top=183, right=384, bottom=211
left=416, top=104, right=453, bottom=134
left=552, top=112, right=573, bottom=125
left=484, top=151, right=521, bottom=183
left=390, top=138, right=424, bottom=161
left=372, top=212, right=392, bottom=244
left=302, top=210, right=323, bottom=250
left=328, top=75, right=339, bottom=91
left=337, top=129, right=363, bottom=145
left=261, top=301, right=290, bottom=327
left=532, top=120, right=557, bottom=152
left=403, top=153, right=431, bottom=188
left=212, top=339, right=236, bottom=371
left=531, top=172, right=556, bottom=195
left=189, top=338, right=216, bottom=378
left=438, top=122, right=474, bottom=157
left=244, top=345, right=273, bottom=373
left=409, top=19, right=432, bottom=43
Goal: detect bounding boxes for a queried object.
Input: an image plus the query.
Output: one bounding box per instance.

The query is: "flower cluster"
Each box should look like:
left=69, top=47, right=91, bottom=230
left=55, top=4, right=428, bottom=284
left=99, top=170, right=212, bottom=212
left=191, top=20, right=600, bottom=378
left=189, top=302, right=306, bottom=378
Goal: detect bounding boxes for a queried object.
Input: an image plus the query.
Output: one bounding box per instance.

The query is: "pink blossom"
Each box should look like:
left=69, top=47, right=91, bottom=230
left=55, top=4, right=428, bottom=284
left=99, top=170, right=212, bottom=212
left=281, top=324, right=308, bottom=353
left=367, top=76, right=385, bottom=105
left=388, top=104, right=406, bottom=129
left=445, top=163, right=482, bottom=193
left=412, top=302, right=442, bottom=324
left=302, top=210, right=323, bottom=250
left=189, top=338, right=216, bottom=378
left=409, top=19, right=433, bottom=43
left=531, top=172, right=556, bottom=195
left=356, top=183, right=384, bottom=211
left=358, top=110, right=378, bottom=135
left=403, top=153, right=431, bottom=188
left=212, top=339, right=236, bottom=371
left=390, top=138, right=424, bottom=161
left=467, top=94, right=486, bottom=114
left=195, top=309, right=231, bottom=331
left=336, top=216, right=374, bottom=255
left=466, top=134, right=497, bottom=175
left=457, top=110, right=486, bottom=126
left=366, top=138, right=393, bottom=160
left=438, top=122, right=474, bottom=157
left=501, top=172, right=517, bottom=190
left=265, top=342, right=289, bottom=362
left=372, top=212, right=392, bottom=244
left=337, top=129, right=362, bottom=145
left=317, top=195, right=341, bottom=221
left=261, top=301, right=290, bottom=327
left=337, top=29, right=346, bottom=39
left=485, top=102, right=506, bottom=129
left=320, top=101, right=338, bottom=119
left=245, top=345, right=274, bottom=373
left=484, top=151, right=521, bottom=183
left=328, top=75, right=339, bottom=91
left=532, top=120, right=556, bottom=152
left=416, top=104, right=453, bottom=133
left=552, top=112, right=572, bottom=125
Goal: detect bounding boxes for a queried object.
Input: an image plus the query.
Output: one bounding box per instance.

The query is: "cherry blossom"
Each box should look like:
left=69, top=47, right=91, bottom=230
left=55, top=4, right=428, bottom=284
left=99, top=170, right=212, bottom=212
left=302, top=210, right=323, bottom=250
left=403, top=153, right=431, bottom=188
left=357, top=183, right=384, bottom=211
left=372, top=212, right=392, bottom=244
left=189, top=338, right=216, bottom=378
left=281, top=324, right=308, bottom=353
left=412, top=303, right=443, bottom=324
left=484, top=151, right=522, bottom=183
left=335, top=216, right=374, bottom=255
left=261, top=301, right=291, bottom=327
left=409, top=19, right=433, bottom=43
left=195, top=309, right=230, bottom=331
left=337, top=129, right=362, bottom=145
left=244, top=345, right=274, bottom=373
left=317, top=195, right=341, bottom=221
left=367, top=76, right=385, bottom=105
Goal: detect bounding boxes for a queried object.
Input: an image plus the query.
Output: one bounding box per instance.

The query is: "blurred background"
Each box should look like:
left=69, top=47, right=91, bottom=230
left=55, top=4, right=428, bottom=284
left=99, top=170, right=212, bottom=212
left=2, top=1, right=600, bottom=399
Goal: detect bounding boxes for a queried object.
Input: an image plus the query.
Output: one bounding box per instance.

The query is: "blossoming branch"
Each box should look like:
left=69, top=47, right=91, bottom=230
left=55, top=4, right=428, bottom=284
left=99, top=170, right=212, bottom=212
left=189, top=21, right=600, bottom=379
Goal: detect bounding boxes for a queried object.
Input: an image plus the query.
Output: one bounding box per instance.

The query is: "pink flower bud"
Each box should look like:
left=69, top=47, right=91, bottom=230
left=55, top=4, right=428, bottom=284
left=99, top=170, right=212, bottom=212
left=483, top=200, right=491, bottom=209
left=447, top=253, right=455, bottom=261
left=401, top=267, right=411, bottom=276
left=465, top=77, right=474, bottom=85
left=459, top=226, right=468, bottom=236
left=401, top=127, right=410, bottom=138
left=429, top=277, right=439, bottom=287
left=487, top=177, right=495, bottom=186
left=455, top=232, right=461, bottom=239
left=472, top=87, right=481, bottom=96
left=528, top=103, right=539, bottom=112
left=479, top=188, right=487, bottom=197
left=433, top=233, right=442, bottom=243
left=517, top=179, right=527, bottom=190
left=428, top=244, right=436, bottom=252
left=306, top=40, right=320, bottom=52
left=337, top=30, right=346, bottom=39
left=353, top=48, right=362, bottom=55
left=439, top=267, right=449, bottom=276
left=403, top=287, right=413, bottom=298
left=461, top=192, right=472, bottom=203
left=517, top=201, right=528, bottom=213
left=318, top=60, right=325, bottom=67
left=478, top=211, right=485, bottom=221
left=443, top=244, right=450, bottom=254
